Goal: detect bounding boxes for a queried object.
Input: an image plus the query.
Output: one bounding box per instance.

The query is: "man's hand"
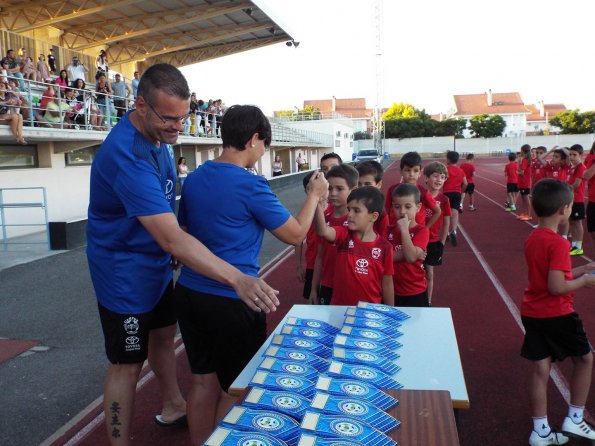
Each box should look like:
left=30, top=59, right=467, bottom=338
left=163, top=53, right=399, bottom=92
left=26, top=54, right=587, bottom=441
left=230, top=274, right=280, bottom=313
left=308, top=170, right=329, bottom=198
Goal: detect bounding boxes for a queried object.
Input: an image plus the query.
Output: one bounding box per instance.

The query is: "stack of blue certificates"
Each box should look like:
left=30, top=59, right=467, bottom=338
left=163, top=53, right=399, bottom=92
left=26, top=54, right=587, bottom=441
left=242, top=387, right=312, bottom=421
left=257, top=357, right=319, bottom=382
left=296, top=434, right=365, bottom=446
left=264, top=346, right=329, bottom=372
left=285, top=317, right=340, bottom=335
left=343, top=315, right=403, bottom=338
left=332, top=347, right=401, bottom=375
left=326, top=360, right=403, bottom=390
left=203, top=426, right=289, bottom=446
left=333, top=335, right=400, bottom=361
left=250, top=371, right=316, bottom=398
left=338, top=326, right=402, bottom=351
left=356, top=301, right=411, bottom=321
left=315, top=376, right=398, bottom=411
left=280, top=325, right=336, bottom=347
left=219, top=406, right=300, bottom=445
left=270, top=334, right=332, bottom=359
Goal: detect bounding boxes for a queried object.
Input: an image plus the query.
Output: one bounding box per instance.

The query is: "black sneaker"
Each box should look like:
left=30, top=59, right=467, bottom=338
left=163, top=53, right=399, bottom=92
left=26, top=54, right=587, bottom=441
left=450, top=232, right=458, bottom=247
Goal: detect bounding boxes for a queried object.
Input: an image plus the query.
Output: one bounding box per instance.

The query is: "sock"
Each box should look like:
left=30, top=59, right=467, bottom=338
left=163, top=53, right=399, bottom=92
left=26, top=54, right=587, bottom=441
left=576, top=240, right=583, bottom=249
left=562, top=235, right=568, bottom=240
left=532, top=416, right=551, bottom=436
left=568, top=404, right=584, bottom=423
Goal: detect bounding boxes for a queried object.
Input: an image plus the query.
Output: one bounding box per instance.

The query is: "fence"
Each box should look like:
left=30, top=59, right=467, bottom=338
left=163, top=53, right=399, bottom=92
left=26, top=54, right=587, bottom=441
left=0, top=187, right=49, bottom=250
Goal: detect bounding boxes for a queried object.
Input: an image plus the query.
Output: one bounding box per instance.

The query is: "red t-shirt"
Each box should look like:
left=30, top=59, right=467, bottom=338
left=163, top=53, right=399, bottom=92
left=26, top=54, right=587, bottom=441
left=374, top=210, right=389, bottom=239
left=532, top=159, right=546, bottom=184
left=544, top=162, right=569, bottom=181
left=459, top=162, right=475, bottom=184
left=320, top=213, right=349, bottom=288
left=330, top=227, right=394, bottom=306
left=386, top=183, right=435, bottom=226
left=504, top=161, right=518, bottom=184
left=517, top=158, right=532, bottom=189
left=521, top=228, right=574, bottom=318
left=568, top=163, right=586, bottom=203
left=426, top=193, right=452, bottom=242
left=305, top=204, right=333, bottom=269
left=387, top=223, right=429, bottom=297
left=586, top=156, right=595, bottom=202
left=443, top=165, right=466, bottom=193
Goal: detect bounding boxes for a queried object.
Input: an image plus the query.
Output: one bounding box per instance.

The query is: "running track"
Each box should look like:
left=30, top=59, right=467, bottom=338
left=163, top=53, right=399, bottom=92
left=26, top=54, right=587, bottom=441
left=44, top=158, right=595, bottom=446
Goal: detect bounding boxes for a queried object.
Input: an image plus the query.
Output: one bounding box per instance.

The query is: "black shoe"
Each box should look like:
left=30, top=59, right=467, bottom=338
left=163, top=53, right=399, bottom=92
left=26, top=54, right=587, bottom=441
left=450, top=232, right=458, bottom=247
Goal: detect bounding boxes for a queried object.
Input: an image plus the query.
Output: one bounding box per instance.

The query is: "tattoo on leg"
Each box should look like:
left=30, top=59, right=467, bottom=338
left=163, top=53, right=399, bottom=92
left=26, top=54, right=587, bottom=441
left=110, top=401, right=122, bottom=438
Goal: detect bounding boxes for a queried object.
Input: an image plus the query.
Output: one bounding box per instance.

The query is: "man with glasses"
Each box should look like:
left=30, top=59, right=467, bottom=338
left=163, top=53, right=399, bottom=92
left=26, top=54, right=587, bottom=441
left=87, top=63, right=280, bottom=446
left=66, top=56, right=88, bottom=83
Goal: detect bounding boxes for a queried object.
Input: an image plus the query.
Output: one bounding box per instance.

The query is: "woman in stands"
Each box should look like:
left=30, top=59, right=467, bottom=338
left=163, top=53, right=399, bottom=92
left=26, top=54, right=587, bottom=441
left=273, top=154, right=283, bottom=176
left=0, top=82, right=26, bottom=144
left=95, top=49, right=108, bottom=80
left=21, top=56, right=37, bottom=82
left=94, top=73, right=112, bottom=129
left=55, top=69, right=69, bottom=92
left=36, top=54, right=51, bottom=83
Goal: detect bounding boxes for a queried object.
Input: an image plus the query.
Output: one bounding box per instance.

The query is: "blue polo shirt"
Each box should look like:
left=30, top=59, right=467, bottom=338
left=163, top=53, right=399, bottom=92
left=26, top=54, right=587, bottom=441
left=177, top=160, right=290, bottom=298
left=86, top=112, right=176, bottom=313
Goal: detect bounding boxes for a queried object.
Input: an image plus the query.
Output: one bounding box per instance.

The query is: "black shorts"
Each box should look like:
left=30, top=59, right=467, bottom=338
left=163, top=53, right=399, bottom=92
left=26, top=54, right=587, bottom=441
left=464, top=183, right=475, bottom=195
left=507, top=183, right=519, bottom=193
left=519, top=188, right=531, bottom=196
left=319, top=285, right=333, bottom=305
left=98, top=281, right=177, bottom=364
left=521, top=313, right=592, bottom=362
left=443, top=192, right=462, bottom=211
left=587, top=202, right=595, bottom=232
left=424, top=241, right=444, bottom=266
left=302, top=268, right=314, bottom=299
left=395, top=290, right=429, bottom=308
left=570, top=202, right=585, bottom=221
left=174, top=284, right=266, bottom=392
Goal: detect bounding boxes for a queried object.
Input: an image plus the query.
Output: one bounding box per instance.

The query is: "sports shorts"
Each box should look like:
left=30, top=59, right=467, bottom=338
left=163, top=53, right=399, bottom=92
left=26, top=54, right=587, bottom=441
left=395, top=290, right=429, bottom=308
left=570, top=202, right=585, bottom=221
left=98, top=280, right=177, bottom=364
left=319, top=285, right=333, bottom=305
left=519, top=188, right=531, bottom=196
left=302, top=268, right=314, bottom=299
left=174, top=284, right=266, bottom=392
left=443, top=192, right=462, bottom=212
left=521, top=313, right=592, bottom=362
left=464, top=183, right=475, bottom=194
left=424, top=241, right=444, bottom=266
left=507, top=183, right=519, bottom=193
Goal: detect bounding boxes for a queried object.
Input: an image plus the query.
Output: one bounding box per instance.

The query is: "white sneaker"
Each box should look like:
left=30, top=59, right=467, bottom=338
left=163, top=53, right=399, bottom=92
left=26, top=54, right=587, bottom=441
left=529, top=430, right=568, bottom=446
left=561, top=416, right=595, bottom=440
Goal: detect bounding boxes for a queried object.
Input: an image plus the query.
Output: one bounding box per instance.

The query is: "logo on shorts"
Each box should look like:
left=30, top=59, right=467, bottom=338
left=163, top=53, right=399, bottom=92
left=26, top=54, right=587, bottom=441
left=123, top=317, right=139, bottom=335
left=125, top=336, right=140, bottom=352
left=371, top=247, right=381, bottom=259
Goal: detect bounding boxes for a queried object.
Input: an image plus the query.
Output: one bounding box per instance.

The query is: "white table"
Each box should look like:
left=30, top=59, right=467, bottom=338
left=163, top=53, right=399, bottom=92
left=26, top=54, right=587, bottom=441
left=229, top=305, right=469, bottom=409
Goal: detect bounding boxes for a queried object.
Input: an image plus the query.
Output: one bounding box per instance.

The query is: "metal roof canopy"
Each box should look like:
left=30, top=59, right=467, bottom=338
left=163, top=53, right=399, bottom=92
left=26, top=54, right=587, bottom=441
left=1, top=0, right=295, bottom=72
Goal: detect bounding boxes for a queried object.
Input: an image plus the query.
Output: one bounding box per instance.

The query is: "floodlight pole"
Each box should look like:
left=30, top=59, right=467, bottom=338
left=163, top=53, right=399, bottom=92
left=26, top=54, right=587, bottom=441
left=373, top=0, right=384, bottom=158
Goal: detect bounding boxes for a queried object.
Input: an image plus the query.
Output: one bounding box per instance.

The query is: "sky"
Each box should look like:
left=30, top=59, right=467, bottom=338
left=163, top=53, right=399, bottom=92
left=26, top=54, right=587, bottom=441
left=181, top=0, right=594, bottom=116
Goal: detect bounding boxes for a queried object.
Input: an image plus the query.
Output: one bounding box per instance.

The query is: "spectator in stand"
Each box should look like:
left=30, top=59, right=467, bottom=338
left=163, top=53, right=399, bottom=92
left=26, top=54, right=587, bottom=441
left=95, top=49, right=108, bottom=80
left=272, top=155, right=283, bottom=176
left=63, top=88, right=80, bottom=128
left=36, top=93, right=73, bottom=128
left=1, top=59, right=9, bottom=85
left=111, top=73, right=130, bottom=119
left=55, top=69, right=69, bottom=92
left=36, top=84, right=55, bottom=120
left=71, top=79, right=89, bottom=129
left=21, top=55, right=37, bottom=82
left=95, top=73, right=113, bottom=129
left=186, top=92, right=199, bottom=136
left=47, top=48, right=56, bottom=75
left=0, top=82, right=26, bottom=144
left=6, top=79, right=31, bottom=123
left=131, top=71, right=140, bottom=98
left=66, top=56, right=88, bottom=84
left=37, top=54, right=51, bottom=83
left=2, top=49, right=25, bottom=91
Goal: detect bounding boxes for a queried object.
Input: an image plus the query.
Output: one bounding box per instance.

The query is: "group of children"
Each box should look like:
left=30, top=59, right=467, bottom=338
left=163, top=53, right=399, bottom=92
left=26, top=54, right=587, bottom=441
left=504, top=142, right=595, bottom=256
left=295, top=150, right=464, bottom=309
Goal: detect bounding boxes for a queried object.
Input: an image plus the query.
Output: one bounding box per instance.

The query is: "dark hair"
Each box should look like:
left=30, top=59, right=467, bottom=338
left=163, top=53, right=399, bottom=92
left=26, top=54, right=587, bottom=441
left=553, top=148, right=568, bottom=161
left=424, top=161, right=448, bottom=177
left=321, top=152, right=343, bottom=164
left=59, top=69, right=68, bottom=81
left=221, top=104, right=272, bottom=150
left=520, top=145, right=531, bottom=156
left=535, top=145, right=546, bottom=153
left=392, top=183, right=421, bottom=203
left=466, top=153, right=474, bottom=160
left=531, top=179, right=573, bottom=217
left=347, top=186, right=385, bottom=214
left=590, top=141, right=595, bottom=155
left=64, top=87, right=73, bottom=95
left=508, top=152, right=517, bottom=161
left=302, top=171, right=315, bottom=191
left=198, top=99, right=204, bottom=106
left=326, top=164, right=359, bottom=189
left=137, top=63, right=190, bottom=104
left=177, top=157, right=186, bottom=164
left=569, top=144, right=583, bottom=155
left=400, top=151, right=422, bottom=169
left=73, top=78, right=85, bottom=89
left=446, top=151, right=459, bottom=164
left=356, top=160, right=383, bottom=183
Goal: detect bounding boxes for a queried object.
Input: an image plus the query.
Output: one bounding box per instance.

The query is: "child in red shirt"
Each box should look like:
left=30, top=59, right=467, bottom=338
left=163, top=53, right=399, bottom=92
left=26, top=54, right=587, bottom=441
left=504, top=152, right=519, bottom=212
left=314, top=186, right=394, bottom=306
left=442, top=150, right=467, bottom=246
left=459, top=153, right=476, bottom=211
left=567, top=144, right=587, bottom=255
left=387, top=183, right=430, bottom=307
left=423, top=162, right=452, bottom=305
left=521, top=179, right=595, bottom=445
left=539, top=146, right=569, bottom=182
left=517, top=144, right=533, bottom=221
left=585, top=142, right=595, bottom=256
left=356, top=160, right=388, bottom=239
left=531, top=146, right=547, bottom=185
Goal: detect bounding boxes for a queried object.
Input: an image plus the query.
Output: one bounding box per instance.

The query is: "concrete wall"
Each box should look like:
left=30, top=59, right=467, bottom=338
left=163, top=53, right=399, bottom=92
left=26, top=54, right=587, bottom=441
left=281, top=120, right=355, bottom=164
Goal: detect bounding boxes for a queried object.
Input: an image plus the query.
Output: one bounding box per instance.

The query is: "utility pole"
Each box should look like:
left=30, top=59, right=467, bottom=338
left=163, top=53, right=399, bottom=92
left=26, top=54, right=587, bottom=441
left=372, top=0, right=384, bottom=158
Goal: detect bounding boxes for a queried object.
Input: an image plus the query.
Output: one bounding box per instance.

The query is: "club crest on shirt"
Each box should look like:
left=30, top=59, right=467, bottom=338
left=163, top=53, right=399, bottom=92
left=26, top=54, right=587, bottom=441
left=371, top=247, right=381, bottom=259
left=387, top=232, right=394, bottom=241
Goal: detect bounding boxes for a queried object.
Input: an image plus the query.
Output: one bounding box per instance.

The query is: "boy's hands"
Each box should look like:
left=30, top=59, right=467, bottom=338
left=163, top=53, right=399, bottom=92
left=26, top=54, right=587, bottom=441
left=308, top=170, right=329, bottom=198
left=397, top=215, right=410, bottom=232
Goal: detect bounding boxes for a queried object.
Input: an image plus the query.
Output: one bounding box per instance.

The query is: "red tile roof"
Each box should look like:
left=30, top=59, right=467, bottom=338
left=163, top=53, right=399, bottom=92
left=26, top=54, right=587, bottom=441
left=453, top=92, right=529, bottom=116
left=303, top=98, right=373, bottom=118
left=526, top=103, right=567, bottom=122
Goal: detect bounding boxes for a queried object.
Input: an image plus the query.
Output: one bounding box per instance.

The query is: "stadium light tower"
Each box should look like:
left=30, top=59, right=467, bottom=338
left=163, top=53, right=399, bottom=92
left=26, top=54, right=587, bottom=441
left=372, top=0, right=384, bottom=157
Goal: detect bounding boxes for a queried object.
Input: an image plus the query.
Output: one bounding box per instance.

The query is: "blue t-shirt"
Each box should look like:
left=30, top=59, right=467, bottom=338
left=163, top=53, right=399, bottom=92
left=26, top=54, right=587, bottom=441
left=177, top=160, right=290, bottom=298
left=86, top=112, right=176, bottom=313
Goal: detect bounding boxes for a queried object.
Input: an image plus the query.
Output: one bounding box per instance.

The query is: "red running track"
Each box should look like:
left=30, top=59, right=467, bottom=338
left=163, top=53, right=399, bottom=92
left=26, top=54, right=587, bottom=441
left=46, top=157, right=595, bottom=446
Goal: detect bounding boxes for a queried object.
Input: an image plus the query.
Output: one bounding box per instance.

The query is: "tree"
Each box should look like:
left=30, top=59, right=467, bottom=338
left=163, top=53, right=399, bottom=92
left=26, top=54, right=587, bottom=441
left=549, top=110, right=595, bottom=134
left=384, top=118, right=425, bottom=139
left=434, top=119, right=467, bottom=138
left=353, top=131, right=372, bottom=140
left=383, top=102, right=419, bottom=120
left=273, top=105, right=321, bottom=121
left=468, top=114, right=506, bottom=138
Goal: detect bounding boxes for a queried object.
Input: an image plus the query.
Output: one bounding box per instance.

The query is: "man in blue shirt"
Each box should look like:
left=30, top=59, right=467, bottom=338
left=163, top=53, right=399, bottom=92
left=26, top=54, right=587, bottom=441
left=87, top=64, right=280, bottom=446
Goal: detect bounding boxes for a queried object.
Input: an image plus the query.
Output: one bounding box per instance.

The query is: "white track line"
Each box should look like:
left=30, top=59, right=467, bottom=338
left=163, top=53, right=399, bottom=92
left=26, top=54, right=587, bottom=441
left=475, top=173, right=507, bottom=188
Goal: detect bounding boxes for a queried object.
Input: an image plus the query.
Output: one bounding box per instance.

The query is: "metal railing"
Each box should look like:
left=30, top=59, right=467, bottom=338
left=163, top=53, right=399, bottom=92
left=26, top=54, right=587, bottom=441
left=0, top=187, right=49, bottom=251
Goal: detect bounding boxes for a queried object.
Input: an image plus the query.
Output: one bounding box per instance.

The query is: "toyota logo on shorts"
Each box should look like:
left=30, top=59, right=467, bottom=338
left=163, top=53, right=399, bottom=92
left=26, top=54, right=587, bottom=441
left=125, top=336, right=140, bottom=345
left=356, top=259, right=369, bottom=268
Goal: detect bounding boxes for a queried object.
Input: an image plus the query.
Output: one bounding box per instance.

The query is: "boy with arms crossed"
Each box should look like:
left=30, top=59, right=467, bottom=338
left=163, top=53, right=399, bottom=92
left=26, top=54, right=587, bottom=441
left=521, top=179, right=595, bottom=446
left=423, top=162, right=452, bottom=305
left=387, top=184, right=430, bottom=307
left=442, top=151, right=467, bottom=246
left=314, top=186, right=394, bottom=306
left=356, top=160, right=389, bottom=238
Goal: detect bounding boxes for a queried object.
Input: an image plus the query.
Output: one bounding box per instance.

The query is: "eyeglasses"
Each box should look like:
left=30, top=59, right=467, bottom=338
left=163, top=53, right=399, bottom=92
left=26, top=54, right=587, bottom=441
left=147, top=102, right=190, bottom=125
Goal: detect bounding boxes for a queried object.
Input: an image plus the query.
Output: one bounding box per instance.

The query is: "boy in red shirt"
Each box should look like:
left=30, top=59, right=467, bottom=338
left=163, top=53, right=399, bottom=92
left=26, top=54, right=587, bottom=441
left=585, top=143, right=595, bottom=256
left=460, top=153, right=476, bottom=211
left=539, top=146, right=569, bottom=182
left=309, top=164, right=358, bottom=305
left=567, top=144, right=587, bottom=255
left=387, top=183, right=430, bottom=307
left=504, top=152, right=519, bottom=212
left=423, top=162, right=451, bottom=305
left=521, top=179, right=595, bottom=446
left=517, top=145, right=533, bottom=221
left=443, top=151, right=467, bottom=246
left=314, top=186, right=394, bottom=306
left=356, top=160, right=388, bottom=238
left=532, top=146, right=547, bottom=185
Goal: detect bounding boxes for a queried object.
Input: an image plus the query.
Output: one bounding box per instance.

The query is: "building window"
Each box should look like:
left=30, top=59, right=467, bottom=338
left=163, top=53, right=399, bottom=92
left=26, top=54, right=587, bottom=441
left=65, top=145, right=100, bottom=166
left=0, top=145, right=38, bottom=169
left=349, top=141, right=353, bottom=148
left=336, top=130, right=341, bottom=137
left=335, top=140, right=341, bottom=148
